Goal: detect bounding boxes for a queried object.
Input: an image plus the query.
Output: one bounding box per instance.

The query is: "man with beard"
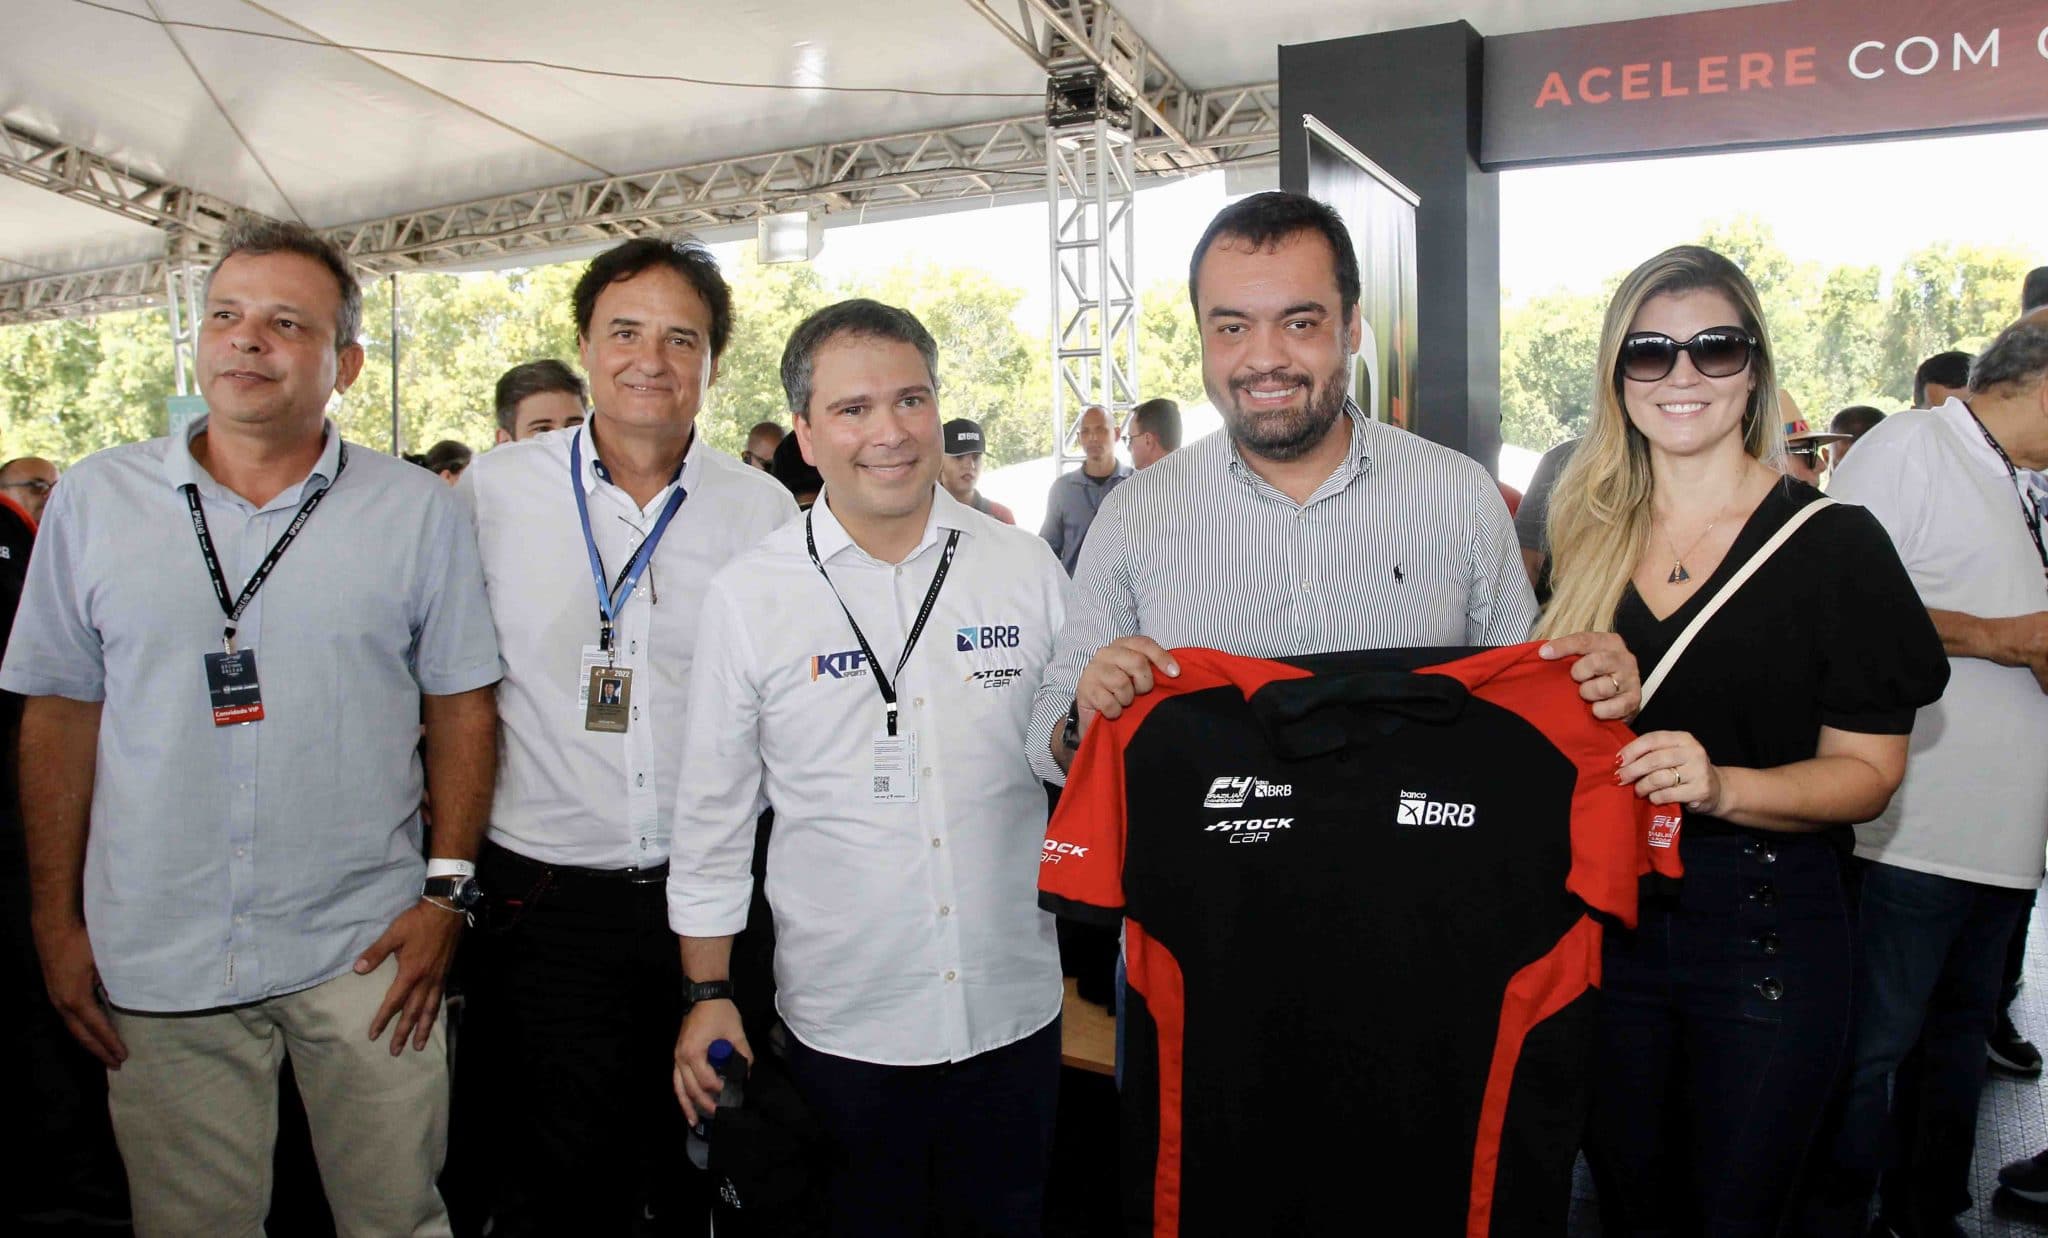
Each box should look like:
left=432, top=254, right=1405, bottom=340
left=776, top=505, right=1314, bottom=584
left=1028, top=190, right=1639, bottom=780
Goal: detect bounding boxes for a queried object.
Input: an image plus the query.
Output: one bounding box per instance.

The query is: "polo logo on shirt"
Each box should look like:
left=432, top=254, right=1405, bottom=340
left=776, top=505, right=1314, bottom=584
left=956, top=624, right=1022, bottom=652
left=1202, top=775, right=1292, bottom=809
left=808, top=649, right=870, bottom=681
left=1396, top=790, right=1475, bottom=828
left=1648, top=812, right=1682, bottom=849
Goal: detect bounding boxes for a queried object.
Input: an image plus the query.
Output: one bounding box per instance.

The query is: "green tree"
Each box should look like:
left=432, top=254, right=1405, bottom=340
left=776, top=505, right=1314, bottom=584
left=1137, top=281, right=1205, bottom=410
left=1881, top=241, right=2036, bottom=400
left=708, top=256, right=834, bottom=452
left=869, top=263, right=1050, bottom=468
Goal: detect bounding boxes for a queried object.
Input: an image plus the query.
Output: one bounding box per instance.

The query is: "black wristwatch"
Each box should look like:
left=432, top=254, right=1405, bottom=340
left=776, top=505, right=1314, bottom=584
left=1062, top=700, right=1082, bottom=753
left=686, top=979, right=735, bottom=1004
left=423, top=874, right=482, bottom=911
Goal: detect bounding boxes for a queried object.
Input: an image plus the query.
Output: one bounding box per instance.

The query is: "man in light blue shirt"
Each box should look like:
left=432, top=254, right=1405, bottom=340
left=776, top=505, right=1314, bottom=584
left=0, top=217, right=500, bottom=1236
left=1039, top=404, right=1132, bottom=574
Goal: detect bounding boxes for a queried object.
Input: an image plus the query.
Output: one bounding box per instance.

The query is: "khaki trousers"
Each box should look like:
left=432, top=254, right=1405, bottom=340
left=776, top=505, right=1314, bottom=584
left=106, top=955, right=452, bottom=1238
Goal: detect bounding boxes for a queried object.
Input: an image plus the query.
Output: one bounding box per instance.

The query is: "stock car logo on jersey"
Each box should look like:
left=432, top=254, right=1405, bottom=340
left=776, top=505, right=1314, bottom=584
left=808, top=649, right=870, bottom=681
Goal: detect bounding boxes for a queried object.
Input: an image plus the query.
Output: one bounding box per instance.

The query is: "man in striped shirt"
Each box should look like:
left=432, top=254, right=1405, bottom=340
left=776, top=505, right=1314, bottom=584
left=1027, top=191, right=1639, bottom=779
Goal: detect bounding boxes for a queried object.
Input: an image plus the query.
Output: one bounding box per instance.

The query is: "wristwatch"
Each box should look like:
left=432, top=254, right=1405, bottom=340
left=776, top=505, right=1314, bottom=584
left=685, top=979, right=736, bottom=1004
left=422, top=874, right=482, bottom=911
left=1062, top=700, right=1082, bottom=753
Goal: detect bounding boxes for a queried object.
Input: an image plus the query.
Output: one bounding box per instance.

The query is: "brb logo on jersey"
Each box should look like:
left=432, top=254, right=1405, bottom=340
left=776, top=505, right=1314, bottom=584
left=1396, top=790, right=1476, bottom=828
left=809, top=650, right=870, bottom=681
left=1202, top=775, right=1293, bottom=809
left=956, top=624, right=1023, bottom=652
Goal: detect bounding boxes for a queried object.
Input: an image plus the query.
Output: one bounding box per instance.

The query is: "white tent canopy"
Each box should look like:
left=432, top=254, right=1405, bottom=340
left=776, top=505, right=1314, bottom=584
left=3, top=0, right=1759, bottom=301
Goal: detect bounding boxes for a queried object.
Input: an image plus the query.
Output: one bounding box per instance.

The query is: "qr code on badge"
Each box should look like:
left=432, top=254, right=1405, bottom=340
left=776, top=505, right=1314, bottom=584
left=873, top=776, right=889, bottom=795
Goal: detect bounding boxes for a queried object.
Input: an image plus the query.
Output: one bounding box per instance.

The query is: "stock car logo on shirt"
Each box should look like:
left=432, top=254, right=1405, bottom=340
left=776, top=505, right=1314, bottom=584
left=956, top=624, right=1023, bottom=652
left=964, top=667, right=1027, bottom=690
left=1397, top=789, right=1476, bottom=828
left=1202, top=775, right=1293, bottom=809
left=809, top=650, right=870, bottom=681
left=1206, top=817, right=1293, bottom=844
left=1042, top=838, right=1089, bottom=864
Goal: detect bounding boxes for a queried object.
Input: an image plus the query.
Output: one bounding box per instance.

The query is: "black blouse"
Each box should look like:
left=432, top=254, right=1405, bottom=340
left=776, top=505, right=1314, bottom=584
left=1612, top=478, right=1949, bottom=838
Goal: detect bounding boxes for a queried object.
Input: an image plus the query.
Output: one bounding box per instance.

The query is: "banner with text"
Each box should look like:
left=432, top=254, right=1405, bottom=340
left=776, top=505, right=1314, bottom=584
left=1482, top=0, right=2048, bottom=166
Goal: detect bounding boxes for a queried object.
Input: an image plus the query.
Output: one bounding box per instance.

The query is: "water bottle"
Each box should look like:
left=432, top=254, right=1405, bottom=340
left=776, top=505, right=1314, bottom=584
left=686, top=1038, right=748, bottom=1171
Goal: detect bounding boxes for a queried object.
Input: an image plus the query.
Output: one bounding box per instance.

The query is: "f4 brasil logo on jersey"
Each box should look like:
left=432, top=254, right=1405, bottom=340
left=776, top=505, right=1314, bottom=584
left=1201, top=775, right=1294, bottom=809
left=1205, top=817, right=1292, bottom=845
left=956, top=624, right=1023, bottom=652
left=1396, top=790, right=1476, bottom=828
left=1648, top=811, right=1682, bottom=849
left=808, top=649, right=870, bottom=681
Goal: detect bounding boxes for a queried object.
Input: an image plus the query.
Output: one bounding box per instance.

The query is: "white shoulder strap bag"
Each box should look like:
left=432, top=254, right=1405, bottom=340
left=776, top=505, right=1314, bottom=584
left=1636, top=497, right=1836, bottom=714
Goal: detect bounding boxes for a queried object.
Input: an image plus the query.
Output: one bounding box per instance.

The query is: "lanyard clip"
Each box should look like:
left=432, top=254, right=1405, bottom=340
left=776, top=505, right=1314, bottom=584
left=885, top=701, right=899, bottom=737
left=222, top=629, right=238, bottom=657
left=600, top=621, right=616, bottom=661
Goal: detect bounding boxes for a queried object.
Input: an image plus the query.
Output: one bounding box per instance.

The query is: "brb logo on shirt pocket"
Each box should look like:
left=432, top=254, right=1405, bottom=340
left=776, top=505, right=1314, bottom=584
left=956, top=625, right=1022, bottom=652
left=1396, top=790, right=1475, bottom=828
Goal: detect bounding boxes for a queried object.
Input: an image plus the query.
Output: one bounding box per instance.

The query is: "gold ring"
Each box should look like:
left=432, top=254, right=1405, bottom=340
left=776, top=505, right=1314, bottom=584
left=1672, top=768, right=1684, bottom=786
left=1608, top=674, right=1622, bottom=696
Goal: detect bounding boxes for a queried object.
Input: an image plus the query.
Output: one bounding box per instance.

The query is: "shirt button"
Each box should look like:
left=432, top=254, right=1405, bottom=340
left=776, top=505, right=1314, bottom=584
left=913, top=697, right=924, bottom=708
left=921, top=767, right=933, bottom=778
left=631, top=706, right=640, bottom=720
left=630, top=640, right=638, bottom=655
left=235, top=847, right=246, bottom=858
left=931, top=838, right=943, bottom=848
left=234, top=914, right=247, bottom=924
left=939, top=905, right=951, bottom=917
left=944, top=970, right=956, bottom=982
left=636, top=773, right=646, bottom=787
left=1302, top=581, right=1315, bottom=592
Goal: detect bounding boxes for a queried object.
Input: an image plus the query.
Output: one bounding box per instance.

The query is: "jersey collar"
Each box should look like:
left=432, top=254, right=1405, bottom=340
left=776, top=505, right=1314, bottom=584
left=809, top=482, right=972, bottom=566
left=163, top=414, right=344, bottom=508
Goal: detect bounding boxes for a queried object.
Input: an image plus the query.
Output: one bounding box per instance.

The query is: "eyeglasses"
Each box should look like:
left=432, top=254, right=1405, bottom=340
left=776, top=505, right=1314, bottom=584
left=1618, top=327, right=1759, bottom=383
left=1784, top=445, right=1823, bottom=464
left=0, top=479, right=54, bottom=495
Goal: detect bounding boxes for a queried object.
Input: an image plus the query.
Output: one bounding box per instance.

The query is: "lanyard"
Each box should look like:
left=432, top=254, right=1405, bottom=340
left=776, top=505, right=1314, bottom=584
left=1962, top=402, right=2048, bottom=584
left=571, top=432, right=688, bottom=657
left=804, top=510, right=959, bottom=737
left=182, top=444, right=348, bottom=654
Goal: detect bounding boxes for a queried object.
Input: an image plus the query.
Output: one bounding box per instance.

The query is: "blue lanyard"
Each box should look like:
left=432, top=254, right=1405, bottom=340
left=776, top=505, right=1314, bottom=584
left=570, top=431, right=688, bottom=656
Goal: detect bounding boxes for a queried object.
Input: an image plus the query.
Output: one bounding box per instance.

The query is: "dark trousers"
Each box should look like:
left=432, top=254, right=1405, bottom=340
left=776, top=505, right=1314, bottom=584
left=1793, top=861, right=2031, bottom=1236
left=1999, top=884, right=2038, bottom=1013
left=1586, top=831, right=1853, bottom=1237
left=784, top=1015, right=1060, bottom=1238
left=462, top=841, right=702, bottom=1237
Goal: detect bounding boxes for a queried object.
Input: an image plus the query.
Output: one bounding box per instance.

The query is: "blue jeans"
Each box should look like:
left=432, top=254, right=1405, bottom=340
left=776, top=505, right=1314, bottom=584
left=1586, top=830, right=1853, bottom=1237
left=1793, top=860, right=2032, bottom=1235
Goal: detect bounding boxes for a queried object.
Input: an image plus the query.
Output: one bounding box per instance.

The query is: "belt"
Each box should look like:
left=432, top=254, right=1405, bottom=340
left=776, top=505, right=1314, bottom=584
left=483, top=839, right=670, bottom=885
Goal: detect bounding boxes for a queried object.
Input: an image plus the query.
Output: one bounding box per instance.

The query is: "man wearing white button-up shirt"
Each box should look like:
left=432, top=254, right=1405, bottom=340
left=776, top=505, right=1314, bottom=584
left=457, top=237, right=795, bottom=1236
left=670, top=299, right=1067, bottom=1237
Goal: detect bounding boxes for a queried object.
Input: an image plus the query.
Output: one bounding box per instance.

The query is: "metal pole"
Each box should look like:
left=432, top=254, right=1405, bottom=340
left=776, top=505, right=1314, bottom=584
left=388, top=272, right=401, bottom=457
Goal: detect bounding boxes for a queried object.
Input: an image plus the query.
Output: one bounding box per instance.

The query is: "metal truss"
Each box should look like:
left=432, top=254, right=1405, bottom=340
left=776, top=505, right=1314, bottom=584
left=0, top=120, right=236, bottom=245
left=0, top=82, right=1275, bottom=325
left=1046, top=113, right=1140, bottom=471
left=964, top=0, right=1241, bottom=173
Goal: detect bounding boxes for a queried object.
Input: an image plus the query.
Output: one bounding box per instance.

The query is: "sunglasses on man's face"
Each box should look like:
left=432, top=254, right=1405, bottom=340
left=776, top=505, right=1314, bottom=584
left=1617, top=327, right=1759, bottom=383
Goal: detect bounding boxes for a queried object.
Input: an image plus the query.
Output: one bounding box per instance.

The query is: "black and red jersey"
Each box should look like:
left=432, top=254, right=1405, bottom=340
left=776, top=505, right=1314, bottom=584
left=1039, top=643, right=1682, bottom=1238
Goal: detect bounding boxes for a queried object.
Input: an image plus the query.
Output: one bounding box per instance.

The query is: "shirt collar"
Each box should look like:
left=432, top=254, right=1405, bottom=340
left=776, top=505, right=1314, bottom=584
left=808, top=483, right=971, bottom=565
left=163, top=414, right=344, bottom=502
left=1224, top=398, right=1376, bottom=486
left=575, top=416, right=699, bottom=498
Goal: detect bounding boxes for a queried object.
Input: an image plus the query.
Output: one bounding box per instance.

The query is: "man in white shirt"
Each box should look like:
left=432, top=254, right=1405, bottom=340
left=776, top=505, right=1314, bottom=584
left=1797, top=311, right=2048, bottom=1237
left=457, top=237, right=795, bottom=1236
left=669, top=299, right=1068, bottom=1236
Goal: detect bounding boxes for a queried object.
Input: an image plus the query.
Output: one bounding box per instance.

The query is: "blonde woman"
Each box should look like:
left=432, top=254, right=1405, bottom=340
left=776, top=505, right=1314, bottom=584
left=1539, top=246, right=1946, bottom=1235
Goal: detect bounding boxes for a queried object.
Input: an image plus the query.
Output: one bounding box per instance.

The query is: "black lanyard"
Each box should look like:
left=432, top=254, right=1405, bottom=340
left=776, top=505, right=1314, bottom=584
left=181, top=444, right=349, bottom=653
left=804, top=511, right=959, bottom=736
left=1963, top=402, right=2048, bottom=583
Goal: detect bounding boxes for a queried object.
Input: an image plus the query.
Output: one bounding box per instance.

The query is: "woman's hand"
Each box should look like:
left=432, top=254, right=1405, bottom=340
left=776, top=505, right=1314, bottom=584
left=1618, top=730, right=1723, bottom=813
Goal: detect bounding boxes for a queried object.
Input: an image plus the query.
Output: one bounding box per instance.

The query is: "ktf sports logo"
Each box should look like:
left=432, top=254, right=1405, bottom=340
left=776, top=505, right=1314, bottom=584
left=956, top=624, right=1023, bottom=652
left=808, top=649, right=869, bottom=681
left=1202, top=775, right=1293, bottom=809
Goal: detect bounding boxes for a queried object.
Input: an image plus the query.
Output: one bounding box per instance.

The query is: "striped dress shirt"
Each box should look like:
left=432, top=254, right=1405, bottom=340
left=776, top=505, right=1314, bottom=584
left=1027, top=402, right=1537, bottom=784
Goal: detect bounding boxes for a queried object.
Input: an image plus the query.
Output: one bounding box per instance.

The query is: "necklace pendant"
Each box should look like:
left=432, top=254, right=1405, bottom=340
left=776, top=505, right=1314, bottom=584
left=1667, top=561, right=1691, bottom=585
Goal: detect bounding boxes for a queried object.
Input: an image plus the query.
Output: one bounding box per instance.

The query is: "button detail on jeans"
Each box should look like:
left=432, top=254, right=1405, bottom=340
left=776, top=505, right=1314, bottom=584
left=1754, top=931, right=1782, bottom=956
left=1756, top=977, right=1785, bottom=1001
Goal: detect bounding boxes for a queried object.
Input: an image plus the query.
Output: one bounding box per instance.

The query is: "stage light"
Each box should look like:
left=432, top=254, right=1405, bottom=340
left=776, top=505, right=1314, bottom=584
left=758, top=211, right=822, bottom=264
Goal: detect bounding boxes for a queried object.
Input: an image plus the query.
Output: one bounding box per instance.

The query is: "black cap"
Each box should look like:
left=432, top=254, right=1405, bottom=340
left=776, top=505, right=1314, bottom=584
left=943, top=418, right=986, bottom=457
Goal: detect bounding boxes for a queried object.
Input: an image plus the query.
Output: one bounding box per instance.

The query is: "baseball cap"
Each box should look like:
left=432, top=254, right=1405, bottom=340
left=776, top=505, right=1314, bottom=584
left=1782, top=418, right=1850, bottom=450
left=943, top=418, right=986, bottom=457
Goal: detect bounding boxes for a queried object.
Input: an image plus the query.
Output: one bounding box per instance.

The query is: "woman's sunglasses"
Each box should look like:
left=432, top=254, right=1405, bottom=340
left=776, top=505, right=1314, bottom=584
left=1617, top=327, right=1759, bottom=383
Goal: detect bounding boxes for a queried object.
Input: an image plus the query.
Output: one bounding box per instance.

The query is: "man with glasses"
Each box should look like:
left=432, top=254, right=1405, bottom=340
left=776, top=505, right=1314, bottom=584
left=1781, top=413, right=1850, bottom=487
left=742, top=420, right=785, bottom=472
left=0, top=457, right=59, bottom=523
